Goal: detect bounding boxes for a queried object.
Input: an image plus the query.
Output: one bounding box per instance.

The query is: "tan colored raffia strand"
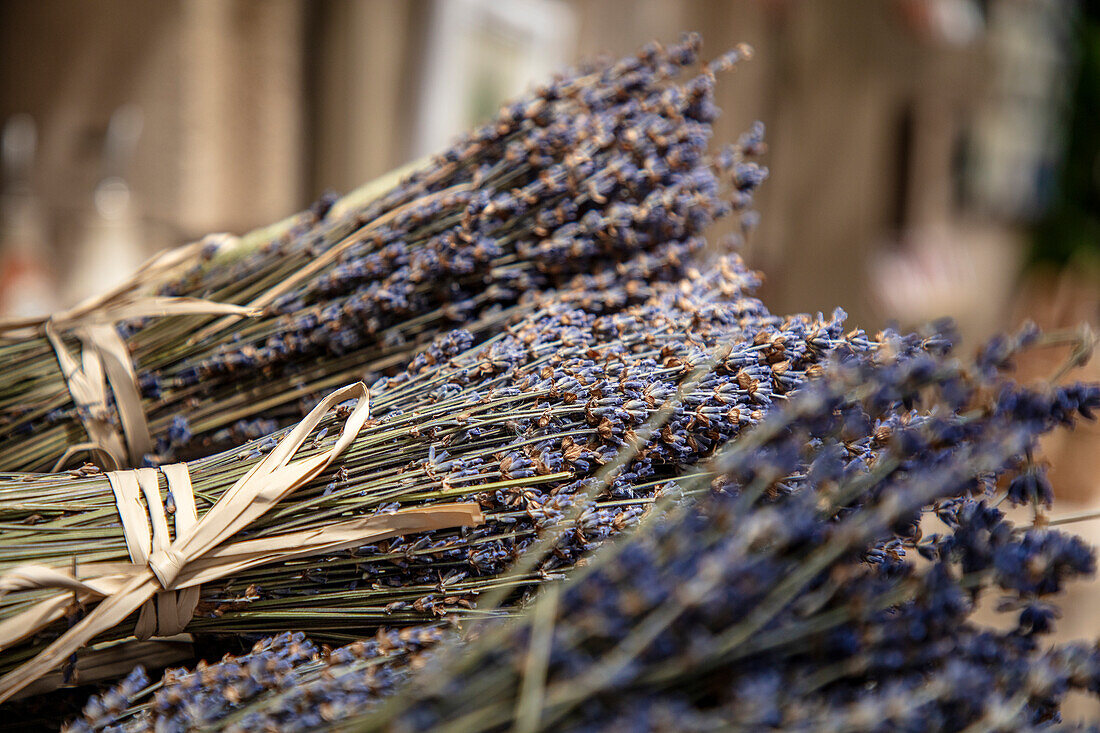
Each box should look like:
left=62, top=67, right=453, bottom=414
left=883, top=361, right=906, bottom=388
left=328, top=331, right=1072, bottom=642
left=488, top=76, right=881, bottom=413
left=0, top=567, right=128, bottom=653
left=0, top=463, right=206, bottom=655
left=159, top=462, right=200, bottom=634
left=42, top=321, right=129, bottom=469
left=0, top=503, right=483, bottom=656
left=0, top=234, right=243, bottom=334
left=0, top=382, right=485, bottom=702
left=0, top=246, right=196, bottom=335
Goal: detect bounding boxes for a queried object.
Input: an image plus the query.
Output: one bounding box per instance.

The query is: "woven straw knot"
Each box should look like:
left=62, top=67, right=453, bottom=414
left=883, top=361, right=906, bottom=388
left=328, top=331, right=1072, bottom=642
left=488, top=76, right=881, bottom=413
left=148, top=547, right=187, bottom=589
left=107, top=465, right=200, bottom=640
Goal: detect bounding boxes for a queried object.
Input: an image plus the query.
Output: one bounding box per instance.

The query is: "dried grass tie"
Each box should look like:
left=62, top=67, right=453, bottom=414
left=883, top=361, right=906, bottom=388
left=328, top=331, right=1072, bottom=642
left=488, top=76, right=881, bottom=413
left=1, top=239, right=262, bottom=470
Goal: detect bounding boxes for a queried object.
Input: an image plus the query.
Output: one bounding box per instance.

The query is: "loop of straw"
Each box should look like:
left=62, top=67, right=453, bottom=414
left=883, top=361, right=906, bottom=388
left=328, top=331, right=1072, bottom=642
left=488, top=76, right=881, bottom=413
left=0, top=238, right=261, bottom=470
left=0, top=382, right=486, bottom=701
left=44, top=321, right=150, bottom=470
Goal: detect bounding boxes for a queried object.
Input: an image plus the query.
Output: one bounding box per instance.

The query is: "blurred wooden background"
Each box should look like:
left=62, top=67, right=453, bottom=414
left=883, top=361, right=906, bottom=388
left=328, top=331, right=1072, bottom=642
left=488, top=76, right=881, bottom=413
left=0, top=1, right=1003, bottom=319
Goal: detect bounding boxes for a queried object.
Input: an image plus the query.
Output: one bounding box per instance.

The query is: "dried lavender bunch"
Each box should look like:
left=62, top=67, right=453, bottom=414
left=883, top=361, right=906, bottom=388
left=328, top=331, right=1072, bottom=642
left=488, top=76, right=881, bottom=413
left=1, top=255, right=881, bottom=683
left=67, top=627, right=446, bottom=733
left=0, top=34, right=765, bottom=472
left=318, top=328, right=1100, bottom=732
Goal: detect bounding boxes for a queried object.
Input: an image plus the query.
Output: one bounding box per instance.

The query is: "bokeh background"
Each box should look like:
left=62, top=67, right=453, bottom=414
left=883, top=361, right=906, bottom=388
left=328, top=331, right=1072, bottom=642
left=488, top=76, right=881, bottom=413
left=3, top=1, right=1097, bottom=332
left=1, top=0, right=1098, bottom=670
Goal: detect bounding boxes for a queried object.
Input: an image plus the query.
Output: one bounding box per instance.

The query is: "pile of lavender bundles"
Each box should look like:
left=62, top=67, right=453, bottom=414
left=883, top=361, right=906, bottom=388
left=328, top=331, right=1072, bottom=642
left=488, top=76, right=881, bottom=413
left=0, top=257, right=871, bottom=684
left=68, top=326, right=1100, bottom=731
left=0, top=33, right=763, bottom=473
left=0, top=34, right=1095, bottom=732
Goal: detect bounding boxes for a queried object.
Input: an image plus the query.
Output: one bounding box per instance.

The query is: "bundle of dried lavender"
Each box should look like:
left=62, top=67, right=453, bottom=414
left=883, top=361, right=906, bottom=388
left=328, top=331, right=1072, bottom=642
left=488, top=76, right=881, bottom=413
left=0, top=34, right=764, bottom=472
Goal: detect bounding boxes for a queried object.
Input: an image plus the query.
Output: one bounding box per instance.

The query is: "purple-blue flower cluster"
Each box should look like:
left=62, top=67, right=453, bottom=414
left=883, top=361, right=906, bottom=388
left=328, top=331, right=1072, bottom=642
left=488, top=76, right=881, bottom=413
left=215, top=257, right=881, bottom=622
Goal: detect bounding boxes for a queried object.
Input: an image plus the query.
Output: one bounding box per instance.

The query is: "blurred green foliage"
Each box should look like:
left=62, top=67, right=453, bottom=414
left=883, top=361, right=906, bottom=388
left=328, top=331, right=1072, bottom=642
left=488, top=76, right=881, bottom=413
left=1032, top=4, right=1100, bottom=266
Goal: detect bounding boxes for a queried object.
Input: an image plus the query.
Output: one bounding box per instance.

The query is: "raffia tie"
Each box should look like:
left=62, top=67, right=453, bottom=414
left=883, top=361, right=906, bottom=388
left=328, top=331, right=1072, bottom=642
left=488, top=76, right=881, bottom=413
left=107, top=464, right=201, bottom=639
left=0, top=382, right=486, bottom=702
left=0, top=235, right=259, bottom=470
